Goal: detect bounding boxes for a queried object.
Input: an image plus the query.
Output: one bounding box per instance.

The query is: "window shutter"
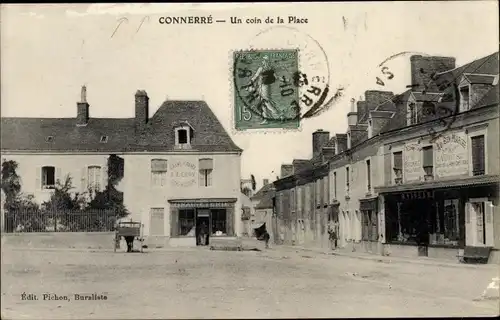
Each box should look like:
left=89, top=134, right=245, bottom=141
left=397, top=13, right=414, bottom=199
left=226, top=208, right=234, bottom=236
left=464, top=202, right=472, bottom=246
left=170, top=208, right=178, bottom=237
left=471, top=135, right=485, bottom=173
left=423, top=147, right=433, bottom=167
left=485, top=201, right=494, bottom=247
left=150, top=208, right=165, bottom=236
left=101, top=165, right=108, bottom=191
left=81, top=167, right=87, bottom=192
left=393, top=152, right=403, bottom=169
left=207, top=169, right=213, bottom=186
left=56, top=168, right=62, bottom=186
left=35, top=167, right=41, bottom=190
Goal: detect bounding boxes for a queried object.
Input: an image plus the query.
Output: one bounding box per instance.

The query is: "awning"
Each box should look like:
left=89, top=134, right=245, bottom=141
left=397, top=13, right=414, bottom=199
left=374, top=174, right=500, bottom=194
left=199, top=158, right=213, bottom=170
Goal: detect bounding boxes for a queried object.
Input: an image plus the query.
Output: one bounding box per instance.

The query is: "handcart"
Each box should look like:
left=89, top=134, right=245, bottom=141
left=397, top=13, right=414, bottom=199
left=114, top=220, right=144, bottom=253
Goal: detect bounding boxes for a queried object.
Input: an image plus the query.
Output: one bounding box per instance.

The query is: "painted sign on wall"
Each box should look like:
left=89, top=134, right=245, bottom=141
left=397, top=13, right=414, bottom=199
left=403, top=140, right=422, bottom=182
left=434, top=132, right=468, bottom=177
left=170, top=160, right=197, bottom=187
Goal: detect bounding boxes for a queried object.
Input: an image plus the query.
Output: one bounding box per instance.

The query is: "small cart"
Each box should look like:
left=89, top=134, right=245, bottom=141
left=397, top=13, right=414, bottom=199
left=114, top=220, right=144, bottom=253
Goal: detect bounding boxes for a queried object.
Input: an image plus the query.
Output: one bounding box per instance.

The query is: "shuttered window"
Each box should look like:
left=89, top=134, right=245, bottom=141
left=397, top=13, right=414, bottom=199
left=88, top=166, right=102, bottom=191
left=151, top=159, right=168, bottom=187
left=323, top=177, right=329, bottom=205
left=199, top=158, right=213, bottom=187
left=393, top=151, right=403, bottom=182
left=471, top=135, right=485, bottom=176
left=290, top=189, right=296, bottom=212
left=333, top=172, right=337, bottom=199
left=366, top=160, right=371, bottom=191
left=422, top=146, right=434, bottom=177
left=150, top=208, right=165, bottom=236
left=346, top=167, right=350, bottom=194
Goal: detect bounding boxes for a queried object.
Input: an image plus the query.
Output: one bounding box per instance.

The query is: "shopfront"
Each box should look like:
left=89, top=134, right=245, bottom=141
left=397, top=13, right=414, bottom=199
left=168, top=198, right=237, bottom=246
left=380, top=178, right=499, bottom=261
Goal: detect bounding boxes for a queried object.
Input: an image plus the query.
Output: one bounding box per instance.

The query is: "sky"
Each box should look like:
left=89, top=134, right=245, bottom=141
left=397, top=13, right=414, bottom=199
left=1, top=2, right=499, bottom=190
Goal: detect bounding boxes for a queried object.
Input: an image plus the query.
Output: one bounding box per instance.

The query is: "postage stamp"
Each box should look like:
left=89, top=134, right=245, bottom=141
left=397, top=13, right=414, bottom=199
left=233, top=49, right=300, bottom=130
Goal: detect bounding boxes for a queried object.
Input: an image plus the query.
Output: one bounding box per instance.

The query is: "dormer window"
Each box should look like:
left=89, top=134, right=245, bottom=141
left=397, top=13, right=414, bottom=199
left=459, top=85, right=471, bottom=111
left=408, top=102, right=418, bottom=125
left=100, top=136, right=108, bottom=143
left=46, top=136, right=54, bottom=143
left=174, top=123, right=193, bottom=149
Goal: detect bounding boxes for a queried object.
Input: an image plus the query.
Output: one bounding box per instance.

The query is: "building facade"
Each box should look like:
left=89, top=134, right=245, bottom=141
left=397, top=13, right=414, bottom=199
left=272, top=52, right=500, bottom=263
left=1, top=88, right=243, bottom=247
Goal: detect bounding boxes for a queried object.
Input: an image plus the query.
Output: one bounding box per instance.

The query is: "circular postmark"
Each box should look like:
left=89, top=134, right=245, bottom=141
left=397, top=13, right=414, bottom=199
left=233, top=26, right=336, bottom=130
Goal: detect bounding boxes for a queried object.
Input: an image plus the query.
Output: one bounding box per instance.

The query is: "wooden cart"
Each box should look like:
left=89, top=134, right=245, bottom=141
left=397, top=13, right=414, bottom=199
left=114, top=221, right=144, bottom=253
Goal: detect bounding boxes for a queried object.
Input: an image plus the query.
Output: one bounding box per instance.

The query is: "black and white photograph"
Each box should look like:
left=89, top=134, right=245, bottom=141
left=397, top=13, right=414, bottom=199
left=1, top=2, right=499, bottom=319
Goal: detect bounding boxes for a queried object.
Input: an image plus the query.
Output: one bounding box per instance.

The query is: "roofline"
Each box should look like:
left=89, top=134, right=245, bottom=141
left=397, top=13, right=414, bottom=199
left=435, top=51, right=499, bottom=76
left=0, top=150, right=243, bottom=155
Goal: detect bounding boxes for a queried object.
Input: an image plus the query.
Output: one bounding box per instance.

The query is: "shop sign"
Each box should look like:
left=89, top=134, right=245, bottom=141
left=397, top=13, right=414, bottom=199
left=400, top=190, right=434, bottom=200
left=434, top=132, right=468, bottom=178
left=170, top=160, right=197, bottom=187
left=171, top=202, right=230, bottom=208
left=403, top=140, right=423, bottom=182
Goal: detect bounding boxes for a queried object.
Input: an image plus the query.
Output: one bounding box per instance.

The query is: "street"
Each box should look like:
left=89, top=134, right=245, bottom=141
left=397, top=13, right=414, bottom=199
left=1, top=246, right=499, bottom=319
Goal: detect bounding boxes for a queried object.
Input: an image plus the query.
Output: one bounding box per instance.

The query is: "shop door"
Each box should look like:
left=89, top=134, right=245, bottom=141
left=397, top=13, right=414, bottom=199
left=466, top=200, right=494, bottom=247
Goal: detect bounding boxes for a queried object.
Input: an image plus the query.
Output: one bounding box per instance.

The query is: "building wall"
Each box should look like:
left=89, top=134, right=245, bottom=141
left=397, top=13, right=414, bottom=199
left=1, top=153, right=110, bottom=205
left=122, top=153, right=242, bottom=240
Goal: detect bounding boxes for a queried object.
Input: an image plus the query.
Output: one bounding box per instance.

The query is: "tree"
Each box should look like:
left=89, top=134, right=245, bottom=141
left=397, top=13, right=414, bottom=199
left=241, top=186, right=252, bottom=197
left=250, top=174, right=256, bottom=191
left=1, top=160, right=21, bottom=210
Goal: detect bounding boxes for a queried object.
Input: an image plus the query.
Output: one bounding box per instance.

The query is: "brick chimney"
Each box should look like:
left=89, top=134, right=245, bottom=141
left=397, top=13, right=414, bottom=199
left=312, top=129, right=330, bottom=158
left=410, top=55, right=456, bottom=93
left=263, top=179, right=269, bottom=186
left=347, top=98, right=358, bottom=125
left=356, top=101, right=368, bottom=123
left=336, top=134, right=348, bottom=153
left=280, top=164, right=293, bottom=178
left=135, top=90, right=149, bottom=132
left=76, top=85, right=89, bottom=126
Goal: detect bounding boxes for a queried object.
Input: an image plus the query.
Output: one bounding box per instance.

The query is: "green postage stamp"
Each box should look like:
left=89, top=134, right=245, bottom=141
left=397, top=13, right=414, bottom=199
left=233, top=49, right=300, bottom=130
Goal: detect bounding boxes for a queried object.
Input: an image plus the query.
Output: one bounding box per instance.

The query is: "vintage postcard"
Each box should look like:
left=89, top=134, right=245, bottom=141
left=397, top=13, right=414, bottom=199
left=1, top=2, right=499, bottom=319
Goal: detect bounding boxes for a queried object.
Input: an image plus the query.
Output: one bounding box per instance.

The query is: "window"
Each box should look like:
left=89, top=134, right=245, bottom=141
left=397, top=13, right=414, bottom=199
left=151, top=159, right=168, bottom=187
left=422, top=146, right=434, bottom=179
left=297, top=187, right=302, bottom=213
left=41, top=166, right=56, bottom=189
left=471, top=135, right=485, bottom=176
left=211, top=209, right=227, bottom=235
left=290, top=189, right=296, bottom=212
left=460, top=86, right=470, bottom=111
left=100, top=136, right=108, bottom=143
left=366, top=159, right=371, bottom=192
left=87, top=166, right=102, bottom=191
left=323, top=177, right=328, bottom=205
left=443, top=199, right=459, bottom=244
left=315, top=179, right=321, bottom=205
left=408, top=102, right=418, bottom=125
left=178, top=209, right=195, bottom=236
left=345, top=167, right=350, bottom=195
left=199, top=158, right=213, bottom=187
left=150, top=208, right=165, bottom=236
left=175, top=125, right=192, bottom=149
left=333, top=171, right=337, bottom=199
left=393, top=151, right=403, bottom=184
left=347, top=132, right=351, bottom=149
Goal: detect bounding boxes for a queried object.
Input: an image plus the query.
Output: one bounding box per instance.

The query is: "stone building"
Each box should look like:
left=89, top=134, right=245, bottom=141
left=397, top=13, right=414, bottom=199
left=1, top=87, right=243, bottom=247
left=272, top=51, right=499, bottom=263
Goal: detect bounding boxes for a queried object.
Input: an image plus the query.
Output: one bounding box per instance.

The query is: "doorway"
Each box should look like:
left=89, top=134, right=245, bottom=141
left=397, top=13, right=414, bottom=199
left=196, top=209, right=210, bottom=246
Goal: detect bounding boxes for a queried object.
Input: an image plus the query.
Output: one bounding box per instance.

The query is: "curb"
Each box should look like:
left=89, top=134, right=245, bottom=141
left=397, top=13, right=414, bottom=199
left=281, top=245, right=498, bottom=270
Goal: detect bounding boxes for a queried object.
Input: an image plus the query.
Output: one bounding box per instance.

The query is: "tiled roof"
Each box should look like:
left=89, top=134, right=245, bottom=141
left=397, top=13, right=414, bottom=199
left=1, top=100, right=242, bottom=153
left=475, top=83, right=499, bottom=108
left=379, top=90, right=413, bottom=133
left=251, top=183, right=274, bottom=201
left=255, top=188, right=275, bottom=209
left=437, top=52, right=499, bottom=80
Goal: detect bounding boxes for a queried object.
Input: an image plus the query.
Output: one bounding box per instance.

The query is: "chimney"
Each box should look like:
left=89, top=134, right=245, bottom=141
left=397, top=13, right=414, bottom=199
left=410, top=55, right=456, bottom=93
left=336, top=134, right=348, bottom=153
left=347, top=98, right=357, bottom=125
left=280, top=164, right=293, bottom=178
left=312, top=129, right=330, bottom=158
left=135, top=90, right=149, bottom=132
left=356, top=101, right=369, bottom=123
left=263, top=179, right=269, bottom=186
left=76, top=85, right=89, bottom=126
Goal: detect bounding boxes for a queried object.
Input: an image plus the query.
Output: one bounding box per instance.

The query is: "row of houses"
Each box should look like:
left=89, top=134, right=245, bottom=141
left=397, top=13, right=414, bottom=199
left=259, top=52, right=500, bottom=264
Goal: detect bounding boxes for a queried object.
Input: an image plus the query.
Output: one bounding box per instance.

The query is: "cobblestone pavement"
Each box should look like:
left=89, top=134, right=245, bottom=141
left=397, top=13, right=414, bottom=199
left=1, top=246, right=499, bottom=319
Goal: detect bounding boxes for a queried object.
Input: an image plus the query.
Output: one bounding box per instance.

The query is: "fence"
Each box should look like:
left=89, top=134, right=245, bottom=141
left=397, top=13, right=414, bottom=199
left=3, top=209, right=117, bottom=233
